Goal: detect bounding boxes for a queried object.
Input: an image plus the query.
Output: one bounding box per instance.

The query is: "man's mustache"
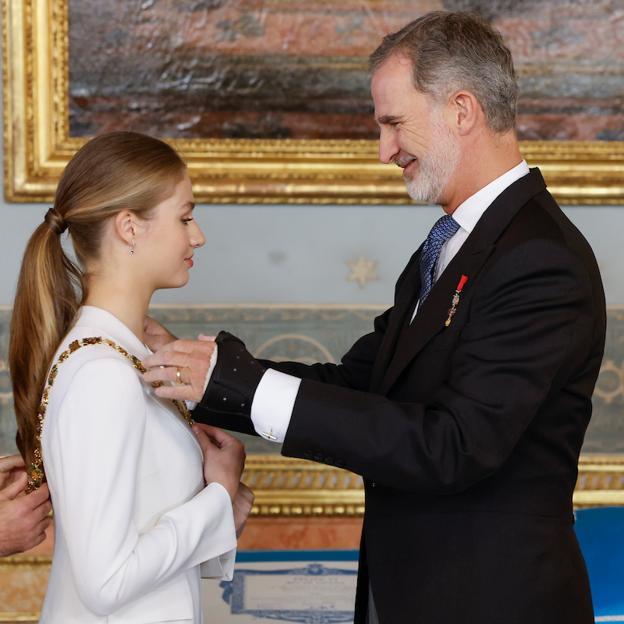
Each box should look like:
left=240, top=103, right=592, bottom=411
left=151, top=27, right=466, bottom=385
left=394, top=155, right=417, bottom=168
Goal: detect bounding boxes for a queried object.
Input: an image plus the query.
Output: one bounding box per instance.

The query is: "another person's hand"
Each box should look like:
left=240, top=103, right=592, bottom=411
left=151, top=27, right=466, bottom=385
left=232, top=482, right=254, bottom=538
left=192, top=424, right=245, bottom=501
left=0, top=460, right=52, bottom=556
left=143, top=315, right=178, bottom=352
left=143, top=336, right=216, bottom=402
left=0, top=454, right=26, bottom=490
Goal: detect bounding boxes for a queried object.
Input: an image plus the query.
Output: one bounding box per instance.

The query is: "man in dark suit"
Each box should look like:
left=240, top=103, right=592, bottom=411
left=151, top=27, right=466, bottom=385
left=144, top=11, right=606, bottom=623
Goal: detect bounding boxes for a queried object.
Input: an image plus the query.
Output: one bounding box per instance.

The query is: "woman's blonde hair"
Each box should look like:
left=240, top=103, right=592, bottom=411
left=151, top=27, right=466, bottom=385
left=9, top=131, right=186, bottom=469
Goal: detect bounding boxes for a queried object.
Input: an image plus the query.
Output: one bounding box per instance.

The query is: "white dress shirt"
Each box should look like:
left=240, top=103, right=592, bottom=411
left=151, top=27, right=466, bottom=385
left=40, top=306, right=237, bottom=624
left=248, top=161, right=530, bottom=443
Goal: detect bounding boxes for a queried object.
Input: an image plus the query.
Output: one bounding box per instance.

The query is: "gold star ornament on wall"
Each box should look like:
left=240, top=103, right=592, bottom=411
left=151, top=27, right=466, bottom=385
left=347, top=257, right=379, bottom=288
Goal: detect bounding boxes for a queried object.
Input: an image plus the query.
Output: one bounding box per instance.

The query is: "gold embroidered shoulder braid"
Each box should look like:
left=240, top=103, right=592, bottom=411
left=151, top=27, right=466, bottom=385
left=26, top=337, right=194, bottom=492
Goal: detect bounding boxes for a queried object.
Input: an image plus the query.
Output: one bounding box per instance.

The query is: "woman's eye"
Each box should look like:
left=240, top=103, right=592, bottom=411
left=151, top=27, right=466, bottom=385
left=182, top=217, right=194, bottom=225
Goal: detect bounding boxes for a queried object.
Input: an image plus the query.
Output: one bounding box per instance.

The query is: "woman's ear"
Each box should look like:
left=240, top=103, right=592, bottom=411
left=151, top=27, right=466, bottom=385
left=113, top=211, right=136, bottom=246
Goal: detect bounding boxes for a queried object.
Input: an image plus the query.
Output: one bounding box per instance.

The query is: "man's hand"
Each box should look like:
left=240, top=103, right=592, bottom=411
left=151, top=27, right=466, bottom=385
left=0, top=465, right=52, bottom=556
left=143, top=336, right=216, bottom=402
left=143, top=315, right=178, bottom=352
left=192, top=424, right=246, bottom=501
left=0, top=454, right=26, bottom=490
left=232, top=482, right=254, bottom=538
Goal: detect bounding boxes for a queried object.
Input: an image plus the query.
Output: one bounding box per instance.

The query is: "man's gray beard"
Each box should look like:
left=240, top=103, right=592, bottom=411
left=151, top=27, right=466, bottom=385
left=404, top=119, right=460, bottom=204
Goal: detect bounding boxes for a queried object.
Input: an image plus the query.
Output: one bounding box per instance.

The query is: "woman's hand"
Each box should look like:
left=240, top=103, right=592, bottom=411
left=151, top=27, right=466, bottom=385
left=232, top=483, right=254, bottom=538
left=192, top=424, right=245, bottom=501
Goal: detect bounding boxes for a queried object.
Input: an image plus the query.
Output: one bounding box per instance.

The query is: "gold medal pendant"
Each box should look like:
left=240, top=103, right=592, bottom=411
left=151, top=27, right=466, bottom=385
left=445, top=275, right=469, bottom=327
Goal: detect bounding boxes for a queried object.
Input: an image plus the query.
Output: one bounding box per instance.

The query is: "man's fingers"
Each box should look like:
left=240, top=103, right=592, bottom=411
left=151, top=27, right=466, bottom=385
left=0, top=472, right=27, bottom=501
left=153, top=385, right=194, bottom=401
left=37, top=500, right=52, bottom=519
left=198, top=334, right=216, bottom=342
left=143, top=349, right=212, bottom=373
left=25, top=483, right=50, bottom=509
left=0, top=454, right=25, bottom=472
left=144, top=315, right=172, bottom=333
left=143, top=350, right=193, bottom=369
left=143, top=365, right=185, bottom=384
left=38, top=516, right=53, bottom=534
left=29, top=526, right=49, bottom=550
left=143, top=339, right=213, bottom=365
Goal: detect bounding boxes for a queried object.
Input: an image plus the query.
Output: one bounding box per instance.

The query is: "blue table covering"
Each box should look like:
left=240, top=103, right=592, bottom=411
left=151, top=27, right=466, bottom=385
left=575, top=507, right=624, bottom=621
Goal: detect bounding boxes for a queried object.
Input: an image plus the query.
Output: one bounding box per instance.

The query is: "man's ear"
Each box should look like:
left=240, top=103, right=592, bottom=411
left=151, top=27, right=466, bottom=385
left=445, top=90, right=481, bottom=136
left=113, top=210, right=136, bottom=246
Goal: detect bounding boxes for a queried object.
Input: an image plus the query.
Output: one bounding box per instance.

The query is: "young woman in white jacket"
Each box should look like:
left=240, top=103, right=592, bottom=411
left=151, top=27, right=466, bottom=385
left=9, top=131, right=253, bottom=623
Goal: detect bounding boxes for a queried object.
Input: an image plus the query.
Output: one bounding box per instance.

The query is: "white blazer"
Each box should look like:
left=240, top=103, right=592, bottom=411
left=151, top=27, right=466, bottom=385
left=39, top=306, right=236, bottom=623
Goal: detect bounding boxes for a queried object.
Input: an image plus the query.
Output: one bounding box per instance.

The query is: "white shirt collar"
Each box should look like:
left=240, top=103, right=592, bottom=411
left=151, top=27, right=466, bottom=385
left=73, top=305, right=151, bottom=358
left=451, top=160, right=530, bottom=234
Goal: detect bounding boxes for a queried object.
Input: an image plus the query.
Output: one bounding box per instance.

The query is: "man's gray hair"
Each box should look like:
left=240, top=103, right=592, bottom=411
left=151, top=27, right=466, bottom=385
left=369, top=11, right=518, bottom=133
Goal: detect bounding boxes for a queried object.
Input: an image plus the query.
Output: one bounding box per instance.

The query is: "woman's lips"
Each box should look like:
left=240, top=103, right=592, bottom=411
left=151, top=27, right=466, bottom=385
left=184, top=258, right=194, bottom=268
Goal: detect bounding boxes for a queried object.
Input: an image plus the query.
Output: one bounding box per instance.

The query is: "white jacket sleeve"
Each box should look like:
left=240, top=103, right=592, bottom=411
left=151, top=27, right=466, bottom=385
left=45, top=357, right=237, bottom=616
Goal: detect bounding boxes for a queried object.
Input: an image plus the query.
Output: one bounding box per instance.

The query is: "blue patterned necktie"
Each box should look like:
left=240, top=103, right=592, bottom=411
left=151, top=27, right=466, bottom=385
left=419, top=214, right=460, bottom=304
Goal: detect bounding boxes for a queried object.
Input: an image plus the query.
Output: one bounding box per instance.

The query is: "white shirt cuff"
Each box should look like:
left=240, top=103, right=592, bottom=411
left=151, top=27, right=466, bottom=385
left=251, top=369, right=301, bottom=443
left=204, top=343, right=218, bottom=392
left=186, top=343, right=218, bottom=411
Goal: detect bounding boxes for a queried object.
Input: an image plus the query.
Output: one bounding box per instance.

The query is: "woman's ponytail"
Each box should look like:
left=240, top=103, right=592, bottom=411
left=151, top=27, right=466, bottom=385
left=9, top=216, right=81, bottom=468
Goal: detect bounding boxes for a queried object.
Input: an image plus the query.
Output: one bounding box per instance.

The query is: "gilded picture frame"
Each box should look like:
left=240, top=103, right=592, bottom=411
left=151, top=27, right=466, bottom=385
left=3, top=0, right=624, bottom=205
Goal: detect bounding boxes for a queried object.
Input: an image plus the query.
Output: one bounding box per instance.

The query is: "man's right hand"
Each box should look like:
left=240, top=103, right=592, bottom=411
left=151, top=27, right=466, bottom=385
left=0, top=470, right=52, bottom=556
left=193, top=424, right=246, bottom=501
left=143, top=315, right=178, bottom=352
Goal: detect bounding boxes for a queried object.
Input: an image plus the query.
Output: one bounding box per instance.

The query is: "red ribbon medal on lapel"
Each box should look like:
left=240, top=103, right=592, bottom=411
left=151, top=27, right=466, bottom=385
left=445, top=274, right=469, bottom=327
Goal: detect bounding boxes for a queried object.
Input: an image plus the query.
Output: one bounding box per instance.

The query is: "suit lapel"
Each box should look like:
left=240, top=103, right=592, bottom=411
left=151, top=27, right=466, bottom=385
left=379, top=168, right=549, bottom=395
left=370, top=249, right=422, bottom=392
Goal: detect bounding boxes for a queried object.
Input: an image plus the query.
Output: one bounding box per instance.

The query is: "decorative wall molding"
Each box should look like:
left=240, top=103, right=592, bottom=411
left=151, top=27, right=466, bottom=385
left=1, top=304, right=623, bottom=524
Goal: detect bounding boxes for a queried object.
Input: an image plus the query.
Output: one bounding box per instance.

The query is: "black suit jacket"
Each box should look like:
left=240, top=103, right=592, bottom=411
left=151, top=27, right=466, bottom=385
left=260, top=169, right=605, bottom=623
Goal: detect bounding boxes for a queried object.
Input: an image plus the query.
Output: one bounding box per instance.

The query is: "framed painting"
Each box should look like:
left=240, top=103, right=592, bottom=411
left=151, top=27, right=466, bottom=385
left=3, top=0, right=624, bottom=203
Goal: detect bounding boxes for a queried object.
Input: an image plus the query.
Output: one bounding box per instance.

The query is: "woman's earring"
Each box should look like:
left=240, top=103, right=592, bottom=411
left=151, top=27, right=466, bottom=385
left=129, top=239, right=135, bottom=256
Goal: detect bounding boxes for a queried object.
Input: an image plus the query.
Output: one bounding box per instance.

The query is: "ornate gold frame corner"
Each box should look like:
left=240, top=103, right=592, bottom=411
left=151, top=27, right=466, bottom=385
left=4, top=0, right=624, bottom=205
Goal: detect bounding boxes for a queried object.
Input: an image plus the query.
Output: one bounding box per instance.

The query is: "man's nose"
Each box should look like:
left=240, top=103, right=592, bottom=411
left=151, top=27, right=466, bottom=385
left=378, top=129, right=399, bottom=164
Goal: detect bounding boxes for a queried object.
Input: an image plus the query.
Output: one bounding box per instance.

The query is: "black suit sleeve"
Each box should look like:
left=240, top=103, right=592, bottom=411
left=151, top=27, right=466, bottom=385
left=192, top=308, right=393, bottom=435
left=260, top=305, right=393, bottom=391
left=282, top=239, right=597, bottom=493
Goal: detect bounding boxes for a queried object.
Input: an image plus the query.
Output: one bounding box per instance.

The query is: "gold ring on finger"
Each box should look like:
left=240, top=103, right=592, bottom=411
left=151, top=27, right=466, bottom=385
left=175, top=367, right=184, bottom=385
